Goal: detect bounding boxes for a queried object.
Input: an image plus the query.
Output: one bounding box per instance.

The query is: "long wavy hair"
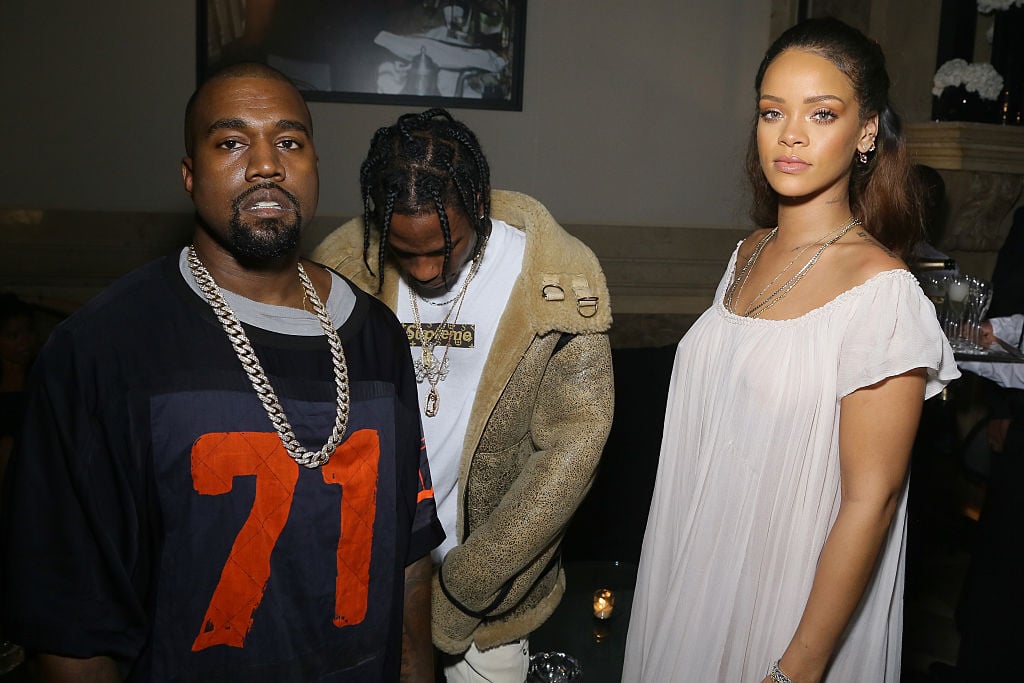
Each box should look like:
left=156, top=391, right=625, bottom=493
left=745, top=17, right=923, bottom=256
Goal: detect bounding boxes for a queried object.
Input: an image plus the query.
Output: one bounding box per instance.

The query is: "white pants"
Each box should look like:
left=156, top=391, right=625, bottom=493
left=444, top=639, right=530, bottom=683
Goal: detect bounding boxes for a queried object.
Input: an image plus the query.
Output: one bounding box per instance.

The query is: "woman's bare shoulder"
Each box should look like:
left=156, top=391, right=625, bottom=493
left=840, top=226, right=908, bottom=284
left=736, top=227, right=775, bottom=262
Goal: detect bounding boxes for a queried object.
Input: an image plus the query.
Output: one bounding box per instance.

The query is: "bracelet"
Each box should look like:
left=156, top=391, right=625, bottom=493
left=768, top=660, right=795, bottom=683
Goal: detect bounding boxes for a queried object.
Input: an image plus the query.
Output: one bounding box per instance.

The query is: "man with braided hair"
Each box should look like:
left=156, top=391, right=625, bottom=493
left=314, top=109, right=613, bottom=682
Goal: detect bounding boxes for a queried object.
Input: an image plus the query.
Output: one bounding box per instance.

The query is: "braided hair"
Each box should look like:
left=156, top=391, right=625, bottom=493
left=359, top=108, right=492, bottom=292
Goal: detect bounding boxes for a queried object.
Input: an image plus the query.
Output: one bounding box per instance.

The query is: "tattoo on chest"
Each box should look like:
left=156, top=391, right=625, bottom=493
left=855, top=229, right=895, bottom=257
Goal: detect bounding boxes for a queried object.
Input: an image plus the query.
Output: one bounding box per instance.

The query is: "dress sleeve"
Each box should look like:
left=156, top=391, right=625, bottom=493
left=836, top=271, right=960, bottom=400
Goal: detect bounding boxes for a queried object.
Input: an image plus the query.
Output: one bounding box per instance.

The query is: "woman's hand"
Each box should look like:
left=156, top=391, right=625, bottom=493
left=774, top=369, right=925, bottom=682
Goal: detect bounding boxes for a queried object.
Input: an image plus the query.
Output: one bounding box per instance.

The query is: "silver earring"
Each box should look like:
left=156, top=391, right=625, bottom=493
left=857, top=150, right=868, bottom=164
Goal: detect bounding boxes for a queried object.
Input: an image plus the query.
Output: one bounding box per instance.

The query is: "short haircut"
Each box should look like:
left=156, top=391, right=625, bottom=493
left=183, top=62, right=310, bottom=156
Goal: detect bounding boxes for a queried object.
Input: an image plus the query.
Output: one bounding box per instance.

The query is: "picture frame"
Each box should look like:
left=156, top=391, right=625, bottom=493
left=197, top=1, right=528, bottom=111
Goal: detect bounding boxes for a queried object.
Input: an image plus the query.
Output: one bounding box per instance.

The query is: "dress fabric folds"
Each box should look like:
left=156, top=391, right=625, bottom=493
left=622, top=250, right=959, bottom=682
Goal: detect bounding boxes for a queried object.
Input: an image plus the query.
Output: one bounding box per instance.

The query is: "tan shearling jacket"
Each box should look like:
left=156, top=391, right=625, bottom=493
left=312, top=190, right=614, bottom=654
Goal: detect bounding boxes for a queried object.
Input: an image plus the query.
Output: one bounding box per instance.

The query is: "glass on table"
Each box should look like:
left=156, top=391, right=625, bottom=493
left=943, top=275, right=970, bottom=351
left=964, top=277, right=993, bottom=352
left=592, top=588, right=615, bottom=619
left=917, top=271, right=950, bottom=311
left=528, top=652, right=582, bottom=682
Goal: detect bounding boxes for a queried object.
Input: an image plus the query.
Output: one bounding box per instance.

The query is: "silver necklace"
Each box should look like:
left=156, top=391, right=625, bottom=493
left=745, top=217, right=858, bottom=307
left=724, top=227, right=776, bottom=314
left=409, top=237, right=487, bottom=417
left=725, top=217, right=860, bottom=318
left=745, top=218, right=859, bottom=318
left=187, top=246, right=350, bottom=468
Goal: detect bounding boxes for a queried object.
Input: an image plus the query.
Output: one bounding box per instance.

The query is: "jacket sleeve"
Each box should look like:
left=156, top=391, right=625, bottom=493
left=433, top=332, right=614, bottom=635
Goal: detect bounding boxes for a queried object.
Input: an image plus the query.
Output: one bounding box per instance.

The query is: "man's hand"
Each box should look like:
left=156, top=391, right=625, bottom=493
left=987, top=418, right=1010, bottom=453
left=36, top=654, right=121, bottom=683
left=978, top=320, right=996, bottom=349
left=400, top=555, right=434, bottom=682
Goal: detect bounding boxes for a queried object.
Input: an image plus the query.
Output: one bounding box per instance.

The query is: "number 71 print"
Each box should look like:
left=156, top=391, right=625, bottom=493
left=189, top=429, right=381, bottom=651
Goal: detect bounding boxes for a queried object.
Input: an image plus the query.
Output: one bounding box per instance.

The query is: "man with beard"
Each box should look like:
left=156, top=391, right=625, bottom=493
left=0, top=63, right=443, bottom=682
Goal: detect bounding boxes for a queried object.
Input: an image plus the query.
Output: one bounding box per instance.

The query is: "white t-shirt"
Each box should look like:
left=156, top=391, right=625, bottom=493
left=396, top=218, right=526, bottom=562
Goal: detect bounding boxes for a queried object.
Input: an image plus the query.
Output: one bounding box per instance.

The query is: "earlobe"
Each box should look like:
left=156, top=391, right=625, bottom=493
left=859, top=115, right=879, bottom=152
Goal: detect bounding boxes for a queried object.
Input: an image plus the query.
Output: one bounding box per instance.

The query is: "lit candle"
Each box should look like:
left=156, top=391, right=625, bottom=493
left=593, top=588, right=615, bottom=619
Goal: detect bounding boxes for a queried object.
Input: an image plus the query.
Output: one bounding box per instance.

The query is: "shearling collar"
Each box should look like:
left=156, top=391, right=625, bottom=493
left=312, top=189, right=612, bottom=335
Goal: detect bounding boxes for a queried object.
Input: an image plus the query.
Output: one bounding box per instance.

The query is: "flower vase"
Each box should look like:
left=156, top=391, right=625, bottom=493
left=935, top=85, right=998, bottom=123
left=991, top=6, right=1024, bottom=124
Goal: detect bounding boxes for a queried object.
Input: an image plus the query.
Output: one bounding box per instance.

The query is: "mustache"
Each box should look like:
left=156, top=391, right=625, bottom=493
left=231, top=182, right=301, bottom=212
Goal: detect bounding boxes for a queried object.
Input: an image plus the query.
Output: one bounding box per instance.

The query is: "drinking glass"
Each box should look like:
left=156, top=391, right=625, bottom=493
left=918, top=271, right=950, bottom=312
left=965, top=277, right=993, bottom=351
left=528, top=652, right=582, bottom=683
left=944, top=275, right=970, bottom=350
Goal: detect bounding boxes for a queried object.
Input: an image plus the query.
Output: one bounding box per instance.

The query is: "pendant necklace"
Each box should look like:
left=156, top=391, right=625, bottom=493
left=409, top=236, right=487, bottom=417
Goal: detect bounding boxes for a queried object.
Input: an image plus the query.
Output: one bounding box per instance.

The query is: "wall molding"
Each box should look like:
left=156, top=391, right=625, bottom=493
left=1, top=210, right=746, bottom=346
left=906, top=121, right=1024, bottom=175
left=906, top=122, right=1024, bottom=279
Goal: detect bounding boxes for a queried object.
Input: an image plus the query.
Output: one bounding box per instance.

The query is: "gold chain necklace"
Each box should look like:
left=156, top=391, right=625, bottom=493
left=725, top=217, right=860, bottom=318
left=418, top=289, right=464, bottom=307
left=187, top=246, right=350, bottom=468
left=409, top=236, right=487, bottom=417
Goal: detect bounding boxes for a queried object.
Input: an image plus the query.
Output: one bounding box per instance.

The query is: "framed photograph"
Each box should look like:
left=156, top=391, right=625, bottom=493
left=197, top=1, right=528, bottom=111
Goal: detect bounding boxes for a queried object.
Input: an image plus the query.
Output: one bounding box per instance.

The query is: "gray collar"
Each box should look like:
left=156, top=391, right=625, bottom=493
left=178, top=247, right=355, bottom=335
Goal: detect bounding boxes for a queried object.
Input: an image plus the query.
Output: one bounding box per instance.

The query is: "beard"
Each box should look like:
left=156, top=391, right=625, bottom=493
left=227, top=212, right=302, bottom=259
left=225, top=183, right=304, bottom=260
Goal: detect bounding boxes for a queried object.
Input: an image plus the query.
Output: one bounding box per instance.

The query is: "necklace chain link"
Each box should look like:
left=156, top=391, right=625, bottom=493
left=188, top=246, right=350, bottom=468
left=409, top=236, right=488, bottom=417
left=725, top=217, right=861, bottom=318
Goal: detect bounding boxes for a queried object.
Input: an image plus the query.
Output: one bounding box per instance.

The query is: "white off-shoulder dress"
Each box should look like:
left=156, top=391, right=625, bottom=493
left=622, top=250, right=959, bottom=682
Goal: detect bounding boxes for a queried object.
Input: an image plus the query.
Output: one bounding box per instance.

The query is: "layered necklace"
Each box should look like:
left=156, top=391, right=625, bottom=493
left=409, top=236, right=487, bottom=418
left=724, top=216, right=861, bottom=319
left=187, top=246, right=350, bottom=468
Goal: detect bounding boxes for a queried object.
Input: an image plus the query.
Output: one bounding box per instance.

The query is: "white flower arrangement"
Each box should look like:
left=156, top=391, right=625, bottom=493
left=932, top=59, right=1004, bottom=101
left=977, top=0, right=1024, bottom=13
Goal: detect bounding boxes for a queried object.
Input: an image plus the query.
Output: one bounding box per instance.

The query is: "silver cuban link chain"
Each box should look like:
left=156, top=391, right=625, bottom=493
left=188, top=246, right=350, bottom=468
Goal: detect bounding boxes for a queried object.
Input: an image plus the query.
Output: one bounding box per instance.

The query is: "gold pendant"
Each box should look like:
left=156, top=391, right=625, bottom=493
left=425, top=386, right=439, bottom=417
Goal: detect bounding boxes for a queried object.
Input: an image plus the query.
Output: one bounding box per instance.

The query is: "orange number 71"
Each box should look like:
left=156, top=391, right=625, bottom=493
left=189, top=429, right=380, bottom=651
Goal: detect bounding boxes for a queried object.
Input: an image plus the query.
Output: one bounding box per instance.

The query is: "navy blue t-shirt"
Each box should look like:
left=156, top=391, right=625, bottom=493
left=0, top=255, right=443, bottom=681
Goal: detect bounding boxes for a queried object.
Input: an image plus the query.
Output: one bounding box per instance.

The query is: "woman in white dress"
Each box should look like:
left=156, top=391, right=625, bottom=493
left=622, top=18, right=959, bottom=683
